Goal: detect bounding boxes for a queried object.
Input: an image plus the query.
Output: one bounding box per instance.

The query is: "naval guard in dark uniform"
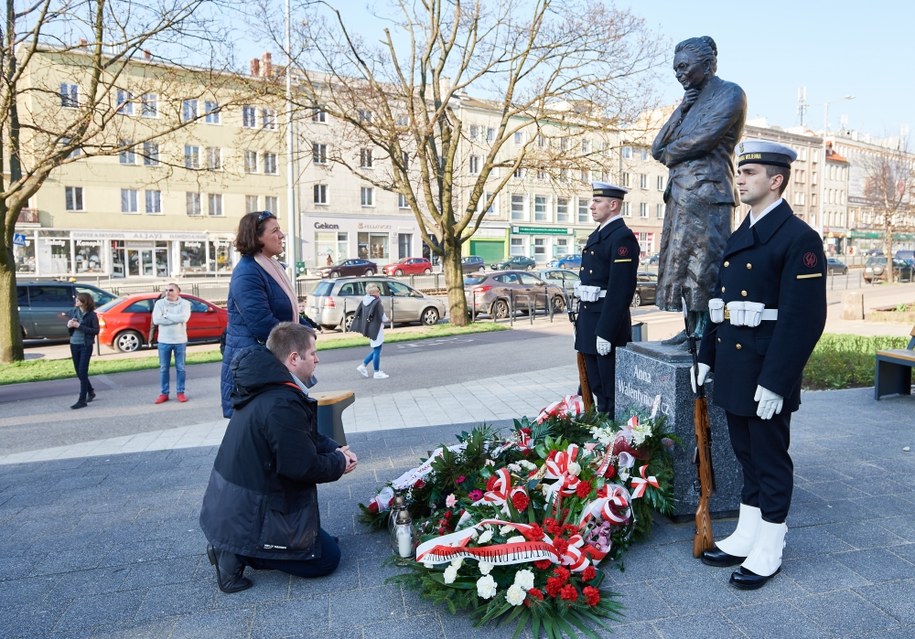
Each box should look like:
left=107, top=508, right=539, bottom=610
left=573, top=182, right=640, bottom=417
left=693, top=140, right=827, bottom=590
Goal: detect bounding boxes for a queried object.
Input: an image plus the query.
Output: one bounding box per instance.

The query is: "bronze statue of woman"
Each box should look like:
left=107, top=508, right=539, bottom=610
left=652, top=36, right=746, bottom=343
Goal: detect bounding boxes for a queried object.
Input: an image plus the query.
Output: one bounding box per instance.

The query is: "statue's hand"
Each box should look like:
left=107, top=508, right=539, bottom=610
left=681, top=88, right=700, bottom=111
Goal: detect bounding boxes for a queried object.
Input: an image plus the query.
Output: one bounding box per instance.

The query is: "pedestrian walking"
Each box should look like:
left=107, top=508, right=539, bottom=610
left=66, top=292, right=99, bottom=409
left=351, top=284, right=389, bottom=379
left=152, top=283, right=192, bottom=404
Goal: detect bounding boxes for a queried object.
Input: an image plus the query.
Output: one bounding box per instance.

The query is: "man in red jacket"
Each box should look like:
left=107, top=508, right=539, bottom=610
left=200, top=322, right=358, bottom=593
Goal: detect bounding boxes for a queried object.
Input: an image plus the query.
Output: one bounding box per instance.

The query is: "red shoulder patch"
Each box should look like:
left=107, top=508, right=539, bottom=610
left=617, top=246, right=629, bottom=257
left=802, top=251, right=818, bottom=268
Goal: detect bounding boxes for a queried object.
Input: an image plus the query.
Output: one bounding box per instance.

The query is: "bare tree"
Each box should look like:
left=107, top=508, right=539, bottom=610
left=0, top=0, right=250, bottom=363
left=861, top=138, right=915, bottom=283
left=256, top=0, right=665, bottom=323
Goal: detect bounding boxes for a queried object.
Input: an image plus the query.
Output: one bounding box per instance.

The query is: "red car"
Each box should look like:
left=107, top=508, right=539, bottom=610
left=382, top=257, right=433, bottom=276
left=96, top=292, right=228, bottom=352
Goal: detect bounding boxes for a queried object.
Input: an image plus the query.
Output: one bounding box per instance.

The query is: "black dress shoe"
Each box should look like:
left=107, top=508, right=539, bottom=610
left=729, top=565, right=781, bottom=590
left=207, top=544, right=253, bottom=593
left=701, top=546, right=746, bottom=568
left=87, top=391, right=96, bottom=402
left=70, top=401, right=88, bottom=410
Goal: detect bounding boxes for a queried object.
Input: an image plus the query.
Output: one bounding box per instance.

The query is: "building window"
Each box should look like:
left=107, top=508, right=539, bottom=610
left=656, top=203, right=664, bottom=219
left=186, top=192, right=201, bottom=216
left=401, top=151, right=410, bottom=170
left=622, top=146, right=632, bottom=158
left=204, top=100, right=221, bottom=124
left=145, top=190, right=162, bottom=214
left=314, top=184, right=328, bottom=205
left=533, top=237, right=547, bottom=259
left=116, top=89, right=133, bottom=115
left=469, top=155, right=480, bottom=175
left=242, top=105, right=257, bottom=128
left=360, top=186, right=374, bottom=207
left=208, top=193, right=223, bottom=216
left=582, top=140, right=591, bottom=154
left=514, top=131, right=524, bottom=145
left=121, top=189, right=138, bottom=213
left=184, top=145, right=200, bottom=169
left=621, top=172, right=630, bottom=187
left=265, top=196, right=278, bottom=213
left=207, top=146, right=222, bottom=171
left=536, top=168, right=546, bottom=181
left=487, top=127, right=495, bottom=142
left=263, top=152, right=277, bottom=174
left=511, top=193, right=525, bottom=221
left=245, top=195, right=259, bottom=212
left=556, top=197, right=569, bottom=222
left=60, top=83, right=79, bottom=108
left=398, top=193, right=408, bottom=209
left=639, top=173, right=648, bottom=189
left=313, top=143, right=327, bottom=165
left=119, top=141, right=136, bottom=165
left=578, top=197, right=589, bottom=223
left=312, top=108, right=326, bottom=123
left=357, top=108, right=372, bottom=122
left=639, top=202, right=648, bottom=218
left=534, top=195, right=548, bottom=222
left=182, top=99, right=197, bottom=122
left=621, top=202, right=630, bottom=217
left=510, top=237, right=525, bottom=256
left=261, top=108, right=276, bottom=130
left=141, top=93, right=158, bottom=118
left=483, top=192, right=495, bottom=214
left=143, top=142, right=159, bottom=166
left=537, top=134, right=545, bottom=148
left=244, top=150, right=257, bottom=173
left=657, top=175, right=665, bottom=190
left=469, top=124, right=479, bottom=139
left=65, top=186, right=84, bottom=211
left=360, top=148, right=373, bottom=168
left=513, top=167, right=523, bottom=179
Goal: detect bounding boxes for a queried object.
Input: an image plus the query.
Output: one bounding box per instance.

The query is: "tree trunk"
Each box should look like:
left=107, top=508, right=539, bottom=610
left=0, top=244, right=24, bottom=363
left=442, top=239, right=469, bottom=327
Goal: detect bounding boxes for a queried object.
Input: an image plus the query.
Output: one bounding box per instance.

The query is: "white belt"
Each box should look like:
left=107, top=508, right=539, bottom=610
left=726, top=308, right=778, bottom=321
left=709, top=298, right=778, bottom=327
left=575, top=283, right=607, bottom=302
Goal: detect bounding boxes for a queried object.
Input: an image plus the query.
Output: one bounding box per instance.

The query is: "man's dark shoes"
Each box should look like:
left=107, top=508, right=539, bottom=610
left=729, top=565, right=781, bottom=590
left=87, top=391, right=96, bottom=402
left=701, top=546, right=746, bottom=567
left=70, top=400, right=88, bottom=410
left=207, top=544, right=252, bottom=593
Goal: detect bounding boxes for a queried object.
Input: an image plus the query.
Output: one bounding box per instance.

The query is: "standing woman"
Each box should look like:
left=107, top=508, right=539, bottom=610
left=354, top=284, right=389, bottom=379
left=67, top=292, right=99, bottom=409
left=221, top=211, right=317, bottom=417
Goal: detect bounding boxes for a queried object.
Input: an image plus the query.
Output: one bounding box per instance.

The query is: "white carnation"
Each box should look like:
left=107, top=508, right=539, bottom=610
left=567, top=461, right=582, bottom=477
left=478, top=529, right=494, bottom=544
left=476, top=574, right=498, bottom=599
left=514, top=569, right=536, bottom=591
left=478, top=560, right=494, bottom=575
left=505, top=584, right=526, bottom=606
left=443, top=564, right=459, bottom=584
left=508, top=463, right=522, bottom=474
left=451, top=557, right=464, bottom=568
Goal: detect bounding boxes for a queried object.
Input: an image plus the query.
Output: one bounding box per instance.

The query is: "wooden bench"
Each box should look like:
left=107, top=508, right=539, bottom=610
left=874, top=324, right=915, bottom=400
left=310, top=390, right=354, bottom=445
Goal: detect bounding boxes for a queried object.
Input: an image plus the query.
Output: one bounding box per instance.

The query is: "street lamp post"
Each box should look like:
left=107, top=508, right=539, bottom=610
left=818, top=95, right=855, bottom=245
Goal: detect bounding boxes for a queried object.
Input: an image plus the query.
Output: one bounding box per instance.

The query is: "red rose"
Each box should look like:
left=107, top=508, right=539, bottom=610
left=522, top=523, right=544, bottom=541
left=545, top=576, right=564, bottom=597
left=560, top=584, right=578, bottom=601
left=534, top=560, right=552, bottom=570
left=583, top=585, right=600, bottom=607
left=582, top=566, right=597, bottom=582
left=512, top=490, right=530, bottom=512
left=575, top=480, right=592, bottom=499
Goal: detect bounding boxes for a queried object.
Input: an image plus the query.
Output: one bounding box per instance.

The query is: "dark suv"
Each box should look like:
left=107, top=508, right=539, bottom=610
left=461, top=256, right=486, bottom=273
left=16, top=280, right=117, bottom=340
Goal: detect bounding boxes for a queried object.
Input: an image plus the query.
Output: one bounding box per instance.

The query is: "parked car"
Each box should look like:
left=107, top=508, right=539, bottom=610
left=864, top=256, right=915, bottom=283
left=96, top=292, right=228, bottom=352
left=640, top=253, right=660, bottom=266
left=630, top=272, right=658, bottom=307
left=17, top=280, right=117, bottom=340
left=382, top=257, right=433, bottom=276
left=307, top=276, right=446, bottom=331
left=548, top=255, right=582, bottom=269
left=461, top=255, right=486, bottom=273
left=826, top=257, right=848, bottom=275
left=489, top=255, right=537, bottom=271
left=895, top=249, right=915, bottom=264
left=537, top=268, right=580, bottom=293
left=464, top=270, right=566, bottom=318
left=317, top=258, right=378, bottom=278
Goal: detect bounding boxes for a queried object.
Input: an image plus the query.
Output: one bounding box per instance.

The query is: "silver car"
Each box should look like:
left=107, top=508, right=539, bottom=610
left=307, top=276, right=446, bottom=331
left=464, top=270, right=567, bottom=319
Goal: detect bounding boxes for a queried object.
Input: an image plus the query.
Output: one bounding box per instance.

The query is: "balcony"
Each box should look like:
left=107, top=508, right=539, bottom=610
left=17, top=208, right=40, bottom=225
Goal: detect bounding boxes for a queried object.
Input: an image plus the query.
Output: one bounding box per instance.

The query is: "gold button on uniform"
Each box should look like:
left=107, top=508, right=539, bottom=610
left=746, top=263, right=753, bottom=270
left=741, top=290, right=748, bottom=297
left=717, top=337, right=721, bottom=343
left=721, top=286, right=726, bottom=293
left=724, top=261, right=730, bottom=267
left=735, top=343, right=742, bottom=350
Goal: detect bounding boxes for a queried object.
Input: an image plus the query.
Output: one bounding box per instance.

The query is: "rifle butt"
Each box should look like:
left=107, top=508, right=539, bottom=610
left=693, top=501, right=715, bottom=557
left=577, top=351, right=593, bottom=412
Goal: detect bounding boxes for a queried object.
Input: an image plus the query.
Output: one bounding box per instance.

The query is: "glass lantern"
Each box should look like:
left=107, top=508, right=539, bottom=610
left=387, top=494, right=406, bottom=536
left=390, top=508, right=416, bottom=566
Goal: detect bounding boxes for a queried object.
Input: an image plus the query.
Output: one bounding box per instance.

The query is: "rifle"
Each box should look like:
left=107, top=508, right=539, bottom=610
left=568, top=293, right=594, bottom=411
left=683, top=300, right=715, bottom=557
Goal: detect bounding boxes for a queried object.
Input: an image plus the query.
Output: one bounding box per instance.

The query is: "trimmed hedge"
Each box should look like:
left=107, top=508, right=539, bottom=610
left=803, top=333, right=908, bottom=390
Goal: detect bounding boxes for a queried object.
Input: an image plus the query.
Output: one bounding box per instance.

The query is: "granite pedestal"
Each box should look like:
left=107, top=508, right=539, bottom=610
left=615, top=341, right=741, bottom=520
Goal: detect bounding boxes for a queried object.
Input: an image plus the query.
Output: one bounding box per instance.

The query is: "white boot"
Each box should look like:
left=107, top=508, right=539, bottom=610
left=741, top=520, right=787, bottom=577
left=716, top=504, right=762, bottom=557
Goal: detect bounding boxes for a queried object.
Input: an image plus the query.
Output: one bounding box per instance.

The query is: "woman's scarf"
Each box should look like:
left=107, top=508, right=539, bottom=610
left=253, top=253, right=300, bottom=322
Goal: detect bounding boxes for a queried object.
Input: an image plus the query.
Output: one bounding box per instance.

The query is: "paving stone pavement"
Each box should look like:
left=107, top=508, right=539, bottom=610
left=1, top=379, right=914, bottom=639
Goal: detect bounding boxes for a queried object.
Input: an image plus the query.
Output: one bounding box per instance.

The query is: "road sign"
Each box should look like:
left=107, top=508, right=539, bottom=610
left=13, top=233, right=27, bottom=246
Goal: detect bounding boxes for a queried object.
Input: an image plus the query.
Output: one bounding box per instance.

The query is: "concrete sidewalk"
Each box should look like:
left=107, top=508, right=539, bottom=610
left=0, top=374, right=913, bottom=638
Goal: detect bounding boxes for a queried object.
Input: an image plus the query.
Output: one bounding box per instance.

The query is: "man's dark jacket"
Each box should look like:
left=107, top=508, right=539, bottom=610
left=200, top=345, right=345, bottom=561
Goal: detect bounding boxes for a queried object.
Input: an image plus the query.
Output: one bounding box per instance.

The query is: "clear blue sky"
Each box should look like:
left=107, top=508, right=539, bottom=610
left=620, top=0, right=913, bottom=139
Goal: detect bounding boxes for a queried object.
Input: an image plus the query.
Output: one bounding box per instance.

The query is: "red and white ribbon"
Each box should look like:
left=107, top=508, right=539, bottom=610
left=542, top=445, right=581, bottom=504
left=630, top=465, right=659, bottom=499
left=535, top=395, right=585, bottom=424
left=391, top=443, right=465, bottom=490
left=475, top=468, right=527, bottom=516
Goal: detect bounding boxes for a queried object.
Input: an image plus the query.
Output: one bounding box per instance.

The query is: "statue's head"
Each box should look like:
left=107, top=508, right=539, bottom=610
left=673, top=36, right=718, bottom=89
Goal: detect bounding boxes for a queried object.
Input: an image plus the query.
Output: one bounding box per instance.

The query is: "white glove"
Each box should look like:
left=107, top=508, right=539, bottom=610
left=691, top=363, right=711, bottom=394
left=596, top=336, right=611, bottom=356
left=754, top=385, right=784, bottom=420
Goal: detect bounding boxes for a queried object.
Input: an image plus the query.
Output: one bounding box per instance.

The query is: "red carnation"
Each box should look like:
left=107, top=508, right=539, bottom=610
left=552, top=566, right=570, bottom=583
left=534, top=560, right=552, bottom=570
left=582, top=566, right=597, bottom=582
left=367, top=502, right=379, bottom=514
left=553, top=537, right=569, bottom=557
left=545, top=576, right=564, bottom=597
left=414, top=479, right=425, bottom=489
left=527, top=588, right=544, bottom=601
left=560, top=584, right=578, bottom=601
left=575, top=480, right=592, bottom=499
left=512, top=490, right=530, bottom=512
left=562, top=523, right=581, bottom=537
left=544, top=518, right=561, bottom=535
left=583, top=586, right=600, bottom=607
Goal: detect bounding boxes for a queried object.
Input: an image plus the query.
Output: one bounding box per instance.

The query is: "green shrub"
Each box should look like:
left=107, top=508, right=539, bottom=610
left=803, top=333, right=908, bottom=390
